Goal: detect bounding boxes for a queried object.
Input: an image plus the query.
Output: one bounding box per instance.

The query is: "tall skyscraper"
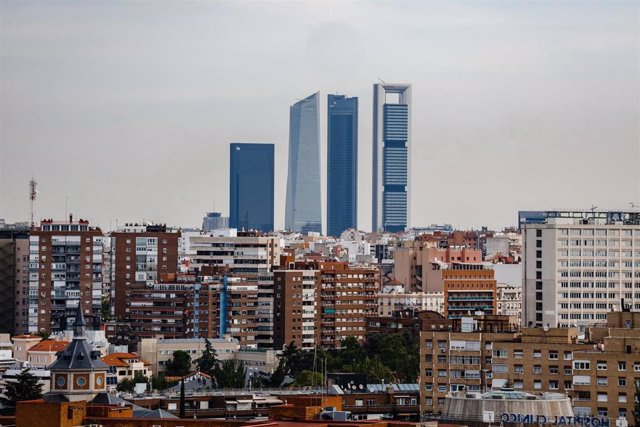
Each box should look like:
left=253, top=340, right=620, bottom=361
left=285, top=92, right=322, bottom=234
left=327, top=94, right=358, bottom=237
left=372, top=83, right=411, bottom=233
left=229, top=143, right=275, bottom=232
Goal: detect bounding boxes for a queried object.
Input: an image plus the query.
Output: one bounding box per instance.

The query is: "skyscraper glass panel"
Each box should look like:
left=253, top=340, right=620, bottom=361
left=285, top=92, right=322, bottom=234
left=327, top=94, right=358, bottom=237
left=372, top=84, right=411, bottom=232
left=229, top=143, right=274, bottom=232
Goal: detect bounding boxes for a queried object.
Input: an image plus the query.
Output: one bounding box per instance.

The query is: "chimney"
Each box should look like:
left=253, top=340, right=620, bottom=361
left=69, top=213, right=73, bottom=223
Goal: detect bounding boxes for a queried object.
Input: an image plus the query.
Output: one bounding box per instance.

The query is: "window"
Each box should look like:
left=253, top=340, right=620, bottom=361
left=618, top=377, right=627, bottom=386
left=533, top=350, right=541, bottom=359
left=533, top=365, right=542, bottom=374
left=597, top=393, right=607, bottom=403
left=573, top=361, right=590, bottom=370
left=618, top=394, right=627, bottom=403
left=534, top=380, right=542, bottom=390
left=493, top=350, right=507, bottom=358
left=618, top=361, right=626, bottom=371
left=549, top=351, right=558, bottom=360
left=596, top=377, right=608, bottom=386
left=596, top=362, right=607, bottom=370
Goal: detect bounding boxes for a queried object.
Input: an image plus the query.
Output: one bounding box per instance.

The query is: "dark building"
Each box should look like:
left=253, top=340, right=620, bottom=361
left=327, top=94, right=358, bottom=237
left=0, top=226, right=30, bottom=334
left=229, top=143, right=275, bottom=232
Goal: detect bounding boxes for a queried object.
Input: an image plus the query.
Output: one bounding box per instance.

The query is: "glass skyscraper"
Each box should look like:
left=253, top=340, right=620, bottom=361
left=285, top=92, right=322, bottom=234
left=229, top=143, right=274, bottom=232
left=372, top=83, right=411, bottom=232
left=327, top=94, right=358, bottom=237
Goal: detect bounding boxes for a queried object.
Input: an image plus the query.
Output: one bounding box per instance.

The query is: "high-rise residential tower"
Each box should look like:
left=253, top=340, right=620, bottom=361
left=229, top=143, right=275, bottom=232
left=285, top=92, right=322, bottom=234
left=372, top=83, right=411, bottom=233
left=327, top=94, right=358, bottom=237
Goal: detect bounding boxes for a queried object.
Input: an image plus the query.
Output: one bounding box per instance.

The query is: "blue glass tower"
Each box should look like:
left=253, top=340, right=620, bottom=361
left=327, top=94, right=358, bottom=237
left=229, top=143, right=274, bottom=232
left=372, top=83, right=411, bottom=232
left=285, top=92, right=322, bottom=234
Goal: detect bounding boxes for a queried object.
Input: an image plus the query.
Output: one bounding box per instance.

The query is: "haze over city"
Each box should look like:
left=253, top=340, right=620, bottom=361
left=1, top=1, right=639, bottom=231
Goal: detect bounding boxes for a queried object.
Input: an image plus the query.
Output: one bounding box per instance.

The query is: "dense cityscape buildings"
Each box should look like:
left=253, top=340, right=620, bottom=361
left=229, top=143, right=275, bottom=232
left=285, top=92, right=322, bottom=234
left=327, top=94, right=358, bottom=237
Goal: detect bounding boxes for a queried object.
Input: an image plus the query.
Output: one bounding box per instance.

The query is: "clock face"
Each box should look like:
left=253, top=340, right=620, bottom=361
left=76, top=377, right=86, bottom=387
left=56, top=376, right=66, bottom=387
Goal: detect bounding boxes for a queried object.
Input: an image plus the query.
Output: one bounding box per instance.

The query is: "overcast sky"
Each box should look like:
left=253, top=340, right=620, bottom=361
left=1, top=1, right=638, bottom=232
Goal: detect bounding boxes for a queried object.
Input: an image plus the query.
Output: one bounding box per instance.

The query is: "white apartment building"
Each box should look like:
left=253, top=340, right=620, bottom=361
left=523, top=210, right=640, bottom=328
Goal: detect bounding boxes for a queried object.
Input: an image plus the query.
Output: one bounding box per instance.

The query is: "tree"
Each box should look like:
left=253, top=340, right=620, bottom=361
left=0, top=368, right=43, bottom=415
left=179, top=379, right=186, bottom=418
left=151, top=373, right=178, bottom=391
left=116, top=372, right=148, bottom=393
left=504, top=378, right=513, bottom=389
left=196, top=339, right=218, bottom=377
left=214, top=359, right=246, bottom=389
left=165, top=350, right=191, bottom=376
left=293, top=370, right=324, bottom=387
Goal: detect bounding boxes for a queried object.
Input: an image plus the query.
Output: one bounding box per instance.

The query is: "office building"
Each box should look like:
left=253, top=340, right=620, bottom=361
left=202, top=212, right=229, bottom=232
left=229, top=143, right=275, bottom=232
left=522, top=210, right=640, bottom=328
left=372, top=83, right=411, bottom=232
left=109, top=223, right=180, bottom=319
left=285, top=92, right=322, bottom=234
left=327, top=94, right=358, bottom=237
left=28, top=218, right=104, bottom=333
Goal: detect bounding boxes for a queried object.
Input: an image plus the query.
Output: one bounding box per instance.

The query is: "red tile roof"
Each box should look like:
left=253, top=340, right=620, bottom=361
left=29, top=340, right=69, bottom=352
left=102, top=353, right=150, bottom=367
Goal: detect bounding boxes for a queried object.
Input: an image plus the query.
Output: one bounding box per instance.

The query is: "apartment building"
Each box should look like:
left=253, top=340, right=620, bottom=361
left=443, top=264, right=497, bottom=319
left=28, top=218, right=104, bottom=333
left=110, top=223, right=180, bottom=319
left=188, top=232, right=280, bottom=275
left=523, top=210, right=640, bottom=328
left=273, top=261, right=379, bottom=349
left=419, top=311, right=640, bottom=423
left=496, top=282, right=522, bottom=324
left=0, top=225, right=29, bottom=334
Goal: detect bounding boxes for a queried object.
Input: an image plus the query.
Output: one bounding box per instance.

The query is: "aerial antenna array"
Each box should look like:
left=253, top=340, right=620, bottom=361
left=29, top=177, right=38, bottom=228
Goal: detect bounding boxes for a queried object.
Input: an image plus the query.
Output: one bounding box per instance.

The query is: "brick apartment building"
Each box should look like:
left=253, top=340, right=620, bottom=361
left=419, top=311, right=640, bottom=423
left=109, top=223, right=180, bottom=319
left=442, top=264, right=497, bottom=319
left=274, top=261, right=378, bottom=349
left=28, top=218, right=104, bottom=333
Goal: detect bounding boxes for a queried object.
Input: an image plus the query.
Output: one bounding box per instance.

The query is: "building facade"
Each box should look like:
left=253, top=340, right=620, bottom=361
left=0, top=226, right=30, bottom=334
left=229, top=143, right=275, bottom=232
left=522, top=210, right=640, bottom=327
left=285, top=92, right=322, bottom=234
left=372, top=83, right=411, bottom=233
left=443, top=264, right=497, bottom=319
left=202, top=212, right=229, bottom=232
left=327, top=94, right=358, bottom=237
left=110, top=223, right=180, bottom=319
left=28, top=218, right=104, bottom=333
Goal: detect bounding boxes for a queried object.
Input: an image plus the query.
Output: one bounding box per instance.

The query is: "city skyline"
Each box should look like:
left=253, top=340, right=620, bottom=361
left=0, top=1, right=638, bottom=231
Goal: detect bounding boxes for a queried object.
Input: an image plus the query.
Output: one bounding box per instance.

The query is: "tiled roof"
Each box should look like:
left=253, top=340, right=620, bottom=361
left=102, top=353, right=150, bottom=367
left=29, top=340, right=69, bottom=353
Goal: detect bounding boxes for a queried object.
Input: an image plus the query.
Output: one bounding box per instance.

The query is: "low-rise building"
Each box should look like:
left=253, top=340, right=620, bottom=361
left=139, top=337, right=239, bottom=374
left=101, top=352, right=151, bottom=389
left=27, top=339, right=69, bottom=368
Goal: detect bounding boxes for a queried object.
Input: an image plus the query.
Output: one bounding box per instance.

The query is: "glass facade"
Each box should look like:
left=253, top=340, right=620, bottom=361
left=327, top=94, right=358, bottom=237
left=372, top=84, right=411, bottom=232
left=229, top=143, right=274, bottom=232
left=285, top=92, right=322, bottom=234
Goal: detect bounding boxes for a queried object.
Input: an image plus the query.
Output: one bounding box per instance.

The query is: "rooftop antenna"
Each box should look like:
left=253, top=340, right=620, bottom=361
left=29, top=177, right=38, bottom=228
left=377, top=77, right=387, bottom=85
left=630, top=202, right=638, bottom=209
left=590, top=205, right=598, bottom=213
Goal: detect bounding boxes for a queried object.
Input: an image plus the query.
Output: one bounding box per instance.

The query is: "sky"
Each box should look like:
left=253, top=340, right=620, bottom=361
left=1, top=1, right=639, bottom=232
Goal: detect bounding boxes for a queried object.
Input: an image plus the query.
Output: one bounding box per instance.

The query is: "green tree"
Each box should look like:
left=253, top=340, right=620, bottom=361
left=196, top=339, right=218, bottom=376
left=179, top=379, right=186, bottom=418
left=214, top=359, right=246, bottom=389
left=165, top=350, right=191, bottom=376
left=116, top=372, right=148, bottom=393
left=293, top=370, right=324, bottom=387
left=0, top=368, right=43, bottom=415
left=151, top=372, right=178, bottom=391
left=504, top=378, right=513, bottom=389
left=101, top=297, right=111, bottom=321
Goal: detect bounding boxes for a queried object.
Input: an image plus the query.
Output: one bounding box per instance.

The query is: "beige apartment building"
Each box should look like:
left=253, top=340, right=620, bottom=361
left=420, top=311, right=640, bottom=424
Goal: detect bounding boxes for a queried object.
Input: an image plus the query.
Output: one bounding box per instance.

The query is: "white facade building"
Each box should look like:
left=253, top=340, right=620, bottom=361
left=523, top=210, right=640, bottom=328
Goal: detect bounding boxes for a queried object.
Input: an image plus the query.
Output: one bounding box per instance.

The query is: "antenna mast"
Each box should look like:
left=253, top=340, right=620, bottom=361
left=29, top=178, right=38, bottom=228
